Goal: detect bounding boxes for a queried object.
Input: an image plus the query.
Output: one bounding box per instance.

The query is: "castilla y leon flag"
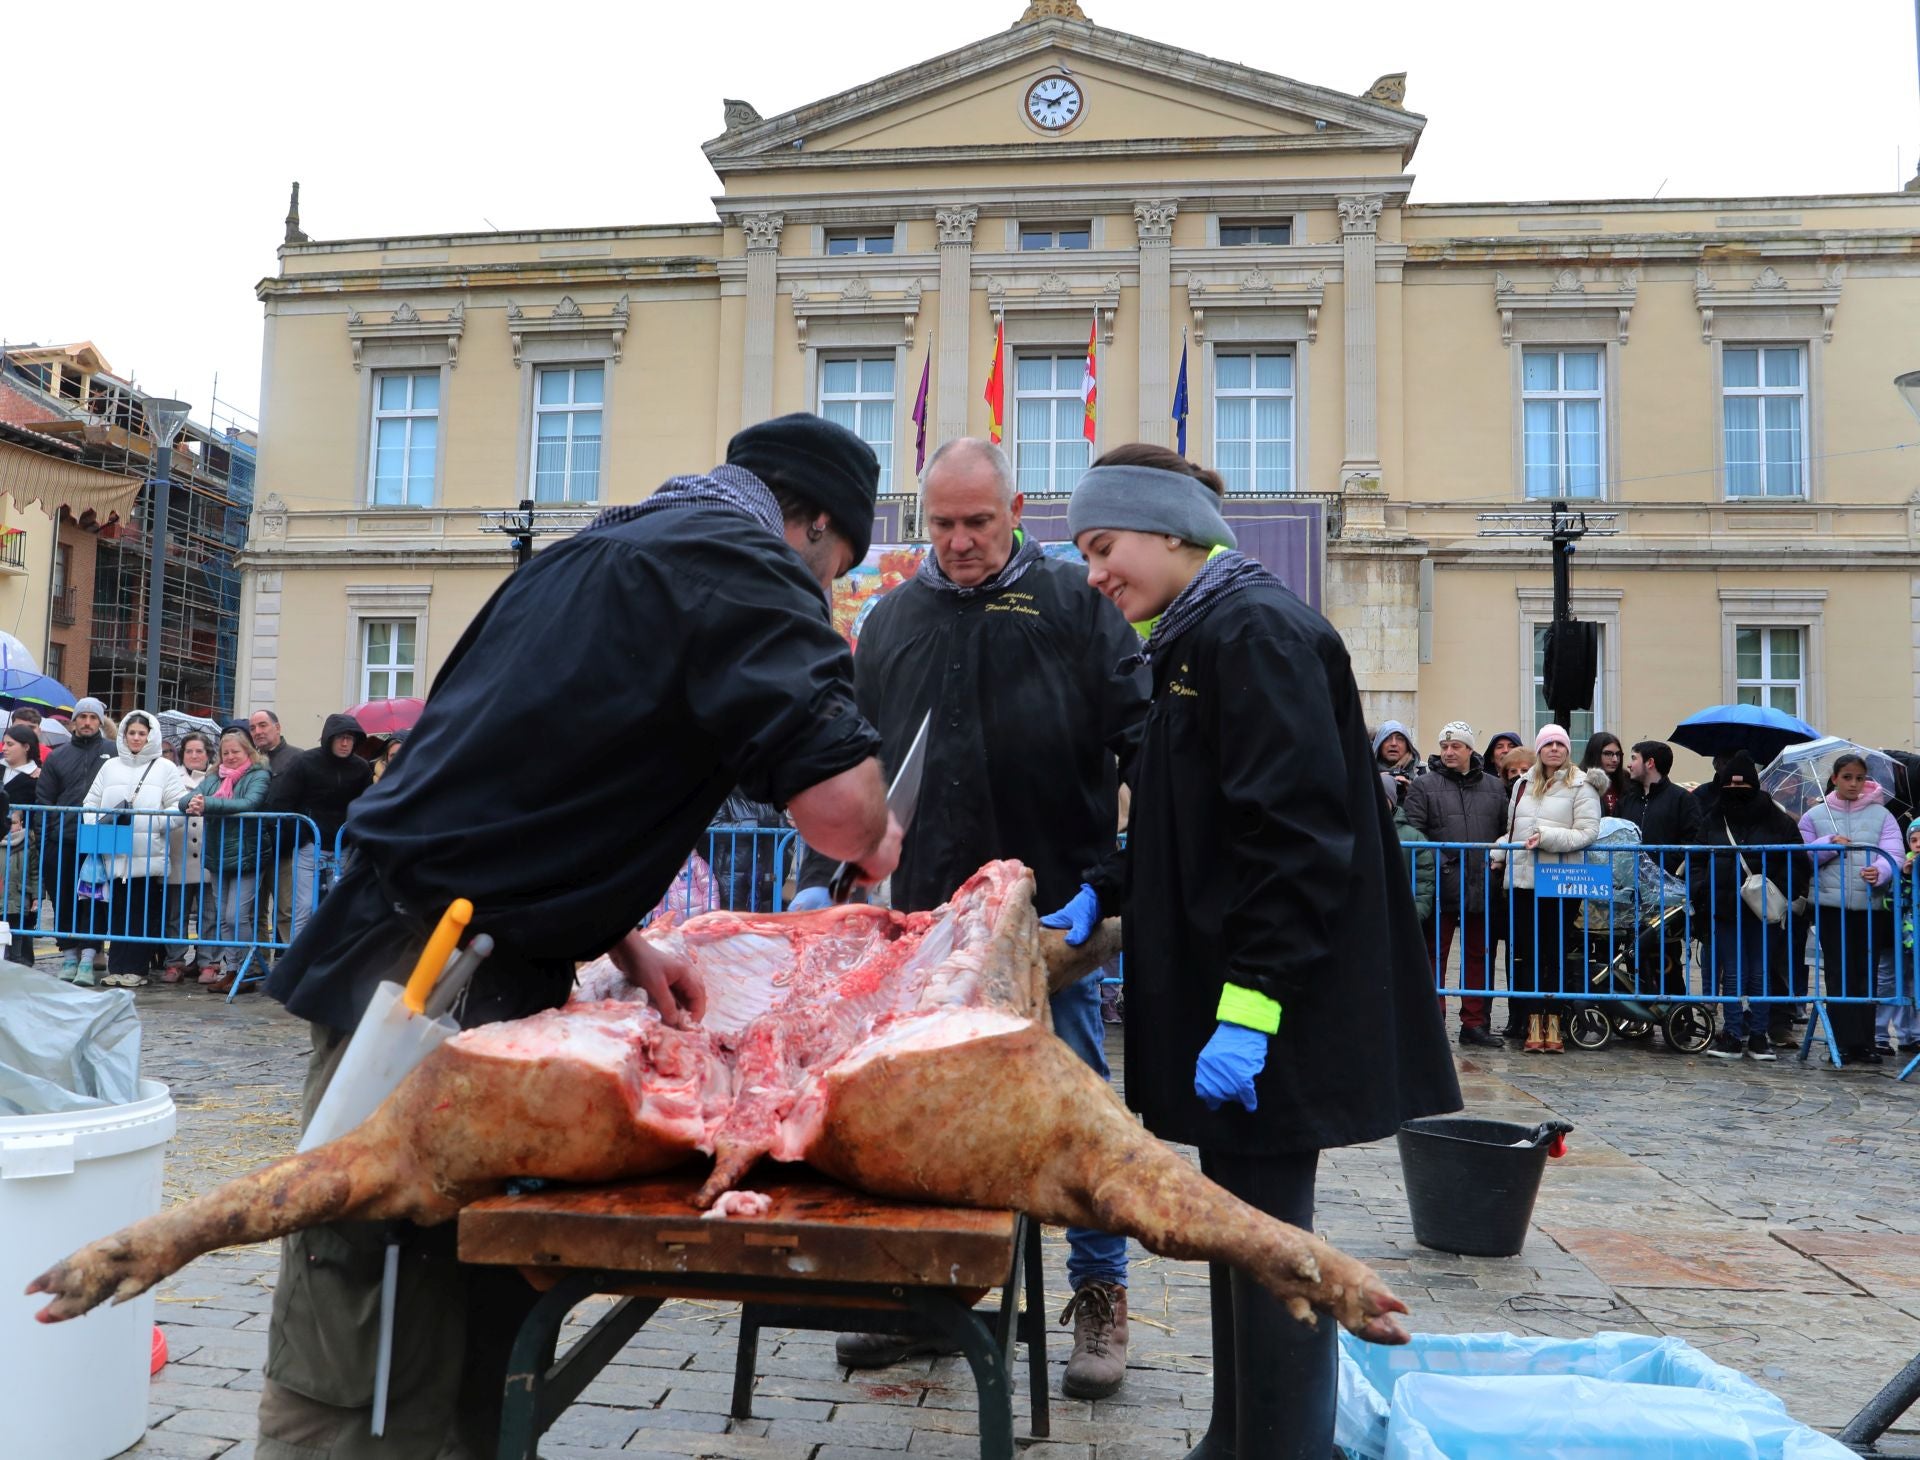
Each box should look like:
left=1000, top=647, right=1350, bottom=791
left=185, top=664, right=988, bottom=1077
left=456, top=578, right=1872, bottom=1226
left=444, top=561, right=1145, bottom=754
left=911, top=343, right=931, bottom=474
left=984, top=317, right=1006, bottom=444
left=1080, top=314, right=1098, bottom=444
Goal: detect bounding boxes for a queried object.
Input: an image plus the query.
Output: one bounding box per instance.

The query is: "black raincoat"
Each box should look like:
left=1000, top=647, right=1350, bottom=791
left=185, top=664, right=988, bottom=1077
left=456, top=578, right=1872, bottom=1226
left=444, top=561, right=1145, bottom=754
left=1088, top=579, right=1460, bottom=1155
left=799, top=554, right=1149, bottom=912
left=267, top=503, right=879, bottom=1033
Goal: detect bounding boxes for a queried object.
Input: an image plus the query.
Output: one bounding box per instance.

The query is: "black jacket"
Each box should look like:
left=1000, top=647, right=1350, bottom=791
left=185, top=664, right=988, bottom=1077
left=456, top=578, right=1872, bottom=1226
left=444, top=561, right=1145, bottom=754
left=1690, top=756, right=1812, bottom=922
left=1619, top=778, right=1705, bottom=873
left=799, top=554, right=1149, bottom=914
left=1089, top=580, right=1460, bottom=1155
left=37, top=732, right=113, bottom=809
left=268, top=713, right=373, bottom=844
left=1402, top=753, right=1510, bottom=915
left=267, top=501, right=880, bottom=1032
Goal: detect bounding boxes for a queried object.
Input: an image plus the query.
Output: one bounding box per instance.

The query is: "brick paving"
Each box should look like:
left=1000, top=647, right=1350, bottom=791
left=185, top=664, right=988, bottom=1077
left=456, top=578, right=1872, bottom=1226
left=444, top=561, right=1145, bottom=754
left=84, top=985, right=1920, bottom=1456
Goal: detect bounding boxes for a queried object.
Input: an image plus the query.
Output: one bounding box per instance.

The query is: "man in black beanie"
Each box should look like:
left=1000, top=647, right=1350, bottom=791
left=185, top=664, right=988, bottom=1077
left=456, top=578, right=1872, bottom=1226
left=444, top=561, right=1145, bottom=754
left=255, top=413, right=901, bottom=1460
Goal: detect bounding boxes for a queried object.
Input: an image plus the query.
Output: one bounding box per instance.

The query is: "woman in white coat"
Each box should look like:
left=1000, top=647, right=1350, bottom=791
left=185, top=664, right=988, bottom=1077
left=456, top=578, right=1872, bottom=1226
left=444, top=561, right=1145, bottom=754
left=1497, top=724, right=1606, bottom=1053
left=81, top=709, right=187, bottom=987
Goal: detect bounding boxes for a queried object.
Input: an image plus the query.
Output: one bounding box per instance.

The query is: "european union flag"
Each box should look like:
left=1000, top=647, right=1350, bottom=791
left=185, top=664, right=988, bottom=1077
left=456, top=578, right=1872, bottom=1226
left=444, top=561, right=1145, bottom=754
left=1171, top=337, right=1190, bottom=456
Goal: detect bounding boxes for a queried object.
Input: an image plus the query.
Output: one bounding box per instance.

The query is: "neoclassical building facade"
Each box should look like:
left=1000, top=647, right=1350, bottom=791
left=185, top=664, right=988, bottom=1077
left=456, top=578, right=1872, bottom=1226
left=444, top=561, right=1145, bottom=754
left=243, top=6, right=1920, bottom=766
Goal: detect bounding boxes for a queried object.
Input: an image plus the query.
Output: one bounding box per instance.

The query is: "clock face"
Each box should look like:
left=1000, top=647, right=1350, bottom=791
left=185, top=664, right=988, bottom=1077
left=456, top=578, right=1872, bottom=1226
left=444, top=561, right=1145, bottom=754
left=1025, top=75, right=1083, bottom=131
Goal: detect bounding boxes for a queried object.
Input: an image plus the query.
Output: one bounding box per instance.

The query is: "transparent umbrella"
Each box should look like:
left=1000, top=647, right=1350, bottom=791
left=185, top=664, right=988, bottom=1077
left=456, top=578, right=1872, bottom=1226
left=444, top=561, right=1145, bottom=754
left=1758, top=736, right=1900, bottom=822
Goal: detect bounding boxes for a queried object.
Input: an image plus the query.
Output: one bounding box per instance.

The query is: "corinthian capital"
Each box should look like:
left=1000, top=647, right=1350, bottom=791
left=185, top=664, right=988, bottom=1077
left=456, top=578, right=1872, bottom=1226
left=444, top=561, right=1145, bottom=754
left=1133, top=200, right=1178, bottom=241
left=935, top=206, right=979, bottom=246
left=741, top=212, right=785, bottom=251
left=1337, top=195, right=1384, bottom=235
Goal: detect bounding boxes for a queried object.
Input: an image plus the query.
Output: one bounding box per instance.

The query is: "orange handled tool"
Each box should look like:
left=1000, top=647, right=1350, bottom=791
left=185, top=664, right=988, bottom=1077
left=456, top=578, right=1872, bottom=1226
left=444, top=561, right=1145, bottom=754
left=402, top=898, right=472, bottom=1014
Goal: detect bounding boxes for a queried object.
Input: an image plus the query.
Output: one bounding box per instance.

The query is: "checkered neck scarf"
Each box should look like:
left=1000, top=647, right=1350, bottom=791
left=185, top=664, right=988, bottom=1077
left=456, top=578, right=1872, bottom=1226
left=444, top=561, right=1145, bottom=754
left=1124, top=550, right=1278, bottom=669
left=915, top=530, right=1044, bottom=598
left=586, top=464, right=785, bottom=541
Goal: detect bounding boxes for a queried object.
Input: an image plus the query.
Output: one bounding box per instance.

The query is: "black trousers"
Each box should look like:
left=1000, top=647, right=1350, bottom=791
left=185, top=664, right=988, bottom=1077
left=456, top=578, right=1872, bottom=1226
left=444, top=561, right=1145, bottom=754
left=1815, top=902, right=1883, bottom=1053
left=1192, top=1149, right=1331, bottom=1459
left=1508, top=886, right=1578, bottom=1018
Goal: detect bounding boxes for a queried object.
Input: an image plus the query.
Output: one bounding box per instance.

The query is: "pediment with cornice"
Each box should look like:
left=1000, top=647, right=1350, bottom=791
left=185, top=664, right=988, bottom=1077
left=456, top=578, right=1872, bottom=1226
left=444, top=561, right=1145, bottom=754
left=1694, top=263, right=1843, bottom=343
left=1492, top=267, right=1639, bottom=346
left=701, top=18, right=1422, bottom=175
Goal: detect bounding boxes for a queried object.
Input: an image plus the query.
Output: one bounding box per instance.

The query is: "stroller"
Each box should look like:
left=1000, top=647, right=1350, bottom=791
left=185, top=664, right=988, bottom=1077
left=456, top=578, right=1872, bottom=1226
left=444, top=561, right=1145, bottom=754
left=1561, top=820, right=1714, bottom=1053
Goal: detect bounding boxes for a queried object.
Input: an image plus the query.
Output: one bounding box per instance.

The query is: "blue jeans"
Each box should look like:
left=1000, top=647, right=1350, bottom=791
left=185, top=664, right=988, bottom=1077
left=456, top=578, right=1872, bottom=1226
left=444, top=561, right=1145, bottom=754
left=1050, top=972, right=1129, bottom=1289
left=1712, top=912, right=1771, bottom=1040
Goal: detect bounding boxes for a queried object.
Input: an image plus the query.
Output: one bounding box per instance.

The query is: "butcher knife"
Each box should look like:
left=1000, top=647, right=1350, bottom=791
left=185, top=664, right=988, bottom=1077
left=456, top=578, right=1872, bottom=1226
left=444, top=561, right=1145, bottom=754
left=827, top=710, right=930, bottom=904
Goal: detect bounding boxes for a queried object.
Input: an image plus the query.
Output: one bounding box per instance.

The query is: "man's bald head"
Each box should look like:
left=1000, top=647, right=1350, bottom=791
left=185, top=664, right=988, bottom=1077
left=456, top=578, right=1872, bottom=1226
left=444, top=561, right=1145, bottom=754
left=923, top=438, right=1023, bottom=586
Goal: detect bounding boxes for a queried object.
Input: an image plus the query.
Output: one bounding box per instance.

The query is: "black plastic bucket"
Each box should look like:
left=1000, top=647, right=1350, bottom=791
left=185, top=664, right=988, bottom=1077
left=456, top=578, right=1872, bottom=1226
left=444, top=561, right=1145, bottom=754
left=1396, top=1116, right=1572, bottom=1258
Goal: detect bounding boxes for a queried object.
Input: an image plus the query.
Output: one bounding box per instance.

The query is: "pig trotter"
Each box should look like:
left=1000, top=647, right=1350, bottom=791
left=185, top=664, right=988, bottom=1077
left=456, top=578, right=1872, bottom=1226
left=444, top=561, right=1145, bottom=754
left=27, top=1233, right=167, bottom=1323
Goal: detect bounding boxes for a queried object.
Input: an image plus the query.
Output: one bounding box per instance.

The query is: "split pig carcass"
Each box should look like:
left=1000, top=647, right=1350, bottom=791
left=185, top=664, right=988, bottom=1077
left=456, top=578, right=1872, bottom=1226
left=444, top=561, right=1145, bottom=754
left=29, top=860, right=1410, bottom=1344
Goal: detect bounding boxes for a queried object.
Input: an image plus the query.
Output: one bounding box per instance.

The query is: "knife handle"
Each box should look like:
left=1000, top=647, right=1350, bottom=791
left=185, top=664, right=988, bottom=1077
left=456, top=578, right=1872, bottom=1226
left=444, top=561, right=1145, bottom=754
left=827, top=860, right=856, bottom=905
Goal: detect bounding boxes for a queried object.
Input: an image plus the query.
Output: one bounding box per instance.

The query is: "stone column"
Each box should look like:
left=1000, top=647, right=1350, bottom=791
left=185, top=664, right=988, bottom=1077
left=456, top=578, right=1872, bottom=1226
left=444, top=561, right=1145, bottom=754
left=740, top=212, right=784, bottom=428
left=1337, top=195, right=1384, bottom=489
left=935, top=207, right=978, bottom=445
left=1134, top=200, right=1177, bottom=446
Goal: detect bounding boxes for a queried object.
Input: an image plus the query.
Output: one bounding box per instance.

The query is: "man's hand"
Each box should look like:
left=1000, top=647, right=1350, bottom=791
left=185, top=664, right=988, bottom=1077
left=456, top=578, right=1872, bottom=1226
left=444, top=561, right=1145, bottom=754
left=610, top=930, right=707, bottom=1030
left=1039, top=884, right=1102, bottom=947
left=851, top=812, right=903, bottom=887
left=1194, top=1023, right=1270, bottom=1112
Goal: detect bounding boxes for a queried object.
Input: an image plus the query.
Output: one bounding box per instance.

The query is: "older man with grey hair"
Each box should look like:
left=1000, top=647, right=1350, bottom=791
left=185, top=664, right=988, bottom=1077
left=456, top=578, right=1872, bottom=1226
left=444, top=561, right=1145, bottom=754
left=794, top=435, right=1151, bottom=1397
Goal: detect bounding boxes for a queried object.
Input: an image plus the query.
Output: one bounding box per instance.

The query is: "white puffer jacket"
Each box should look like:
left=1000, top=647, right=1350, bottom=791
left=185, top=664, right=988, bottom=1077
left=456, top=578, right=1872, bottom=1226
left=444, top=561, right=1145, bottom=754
left=1500, top=766, right=1607, bottom=890
left=82, top=714, right=189, bottom=882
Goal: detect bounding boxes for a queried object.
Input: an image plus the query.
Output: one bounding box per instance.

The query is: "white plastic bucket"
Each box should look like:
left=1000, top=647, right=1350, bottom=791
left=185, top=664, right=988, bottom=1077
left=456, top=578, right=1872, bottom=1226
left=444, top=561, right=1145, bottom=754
left=0, top=1079, right=176, bottom=1459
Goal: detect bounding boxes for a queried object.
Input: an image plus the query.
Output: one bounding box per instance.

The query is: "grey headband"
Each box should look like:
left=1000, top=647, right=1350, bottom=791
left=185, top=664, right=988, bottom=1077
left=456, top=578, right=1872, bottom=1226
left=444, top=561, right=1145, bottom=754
left=1067, top=464, right=1238, bottom=550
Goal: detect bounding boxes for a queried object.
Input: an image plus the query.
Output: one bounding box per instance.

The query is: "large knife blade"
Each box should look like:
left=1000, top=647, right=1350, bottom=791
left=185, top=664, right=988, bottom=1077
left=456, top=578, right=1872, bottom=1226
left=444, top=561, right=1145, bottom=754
left=828, top=710, right=931, bottom=904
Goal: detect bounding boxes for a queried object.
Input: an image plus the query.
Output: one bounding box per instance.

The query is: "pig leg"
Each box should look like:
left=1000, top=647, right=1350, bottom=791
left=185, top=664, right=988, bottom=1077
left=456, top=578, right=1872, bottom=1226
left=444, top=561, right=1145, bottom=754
left=807, top=1022, right=1409, bottom=1344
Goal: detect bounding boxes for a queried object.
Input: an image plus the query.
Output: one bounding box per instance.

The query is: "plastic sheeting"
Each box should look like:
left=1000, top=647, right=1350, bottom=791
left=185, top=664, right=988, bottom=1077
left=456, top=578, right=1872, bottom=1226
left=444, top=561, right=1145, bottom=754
left=1337, top=1331, right=1850, bottom=1460
left=0, top=968, right=142, bottom=1114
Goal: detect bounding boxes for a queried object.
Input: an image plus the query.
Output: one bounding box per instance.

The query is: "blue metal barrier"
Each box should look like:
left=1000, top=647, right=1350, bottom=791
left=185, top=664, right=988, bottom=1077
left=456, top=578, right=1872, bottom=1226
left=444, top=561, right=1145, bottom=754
left=1403, top=836, right=1913, bottom=1072
left=652, top=825, right=801, bottom=921
left=0, top=805, right=325, bottom=1001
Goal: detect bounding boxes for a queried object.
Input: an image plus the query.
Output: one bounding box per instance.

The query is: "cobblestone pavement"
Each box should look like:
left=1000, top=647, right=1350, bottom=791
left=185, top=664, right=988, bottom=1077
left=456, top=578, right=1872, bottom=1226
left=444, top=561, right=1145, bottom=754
left=99, top=985, right=1920, bottom=1458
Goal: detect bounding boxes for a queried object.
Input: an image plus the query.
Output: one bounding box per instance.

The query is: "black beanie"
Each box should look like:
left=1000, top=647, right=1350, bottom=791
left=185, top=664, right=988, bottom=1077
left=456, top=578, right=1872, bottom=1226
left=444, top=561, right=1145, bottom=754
left=726, top=413, right=880, bottom=562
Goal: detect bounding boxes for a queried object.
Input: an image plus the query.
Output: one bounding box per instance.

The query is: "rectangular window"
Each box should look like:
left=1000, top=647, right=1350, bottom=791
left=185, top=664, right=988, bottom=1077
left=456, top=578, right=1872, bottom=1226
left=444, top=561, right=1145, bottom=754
left=824, top=230, right=894, bottom=255
left=369, top=370, right=439, bottom=507
left=1012, top=354, right=1091, bottom=493
left=362, top=619, right=417, bottom=701
left=1735, top=625, right=1804, bottom=717
left=1521, top=348, right=1604, bottom=499
left=818, top=356, right=894, bottom=492
left=1019, top=224, right=1091, bottom=251
left=531, top=365, right=603, bottom=503
left=1532, top=623, right=1604, bottom=745
left=45, top=642, right=64, bottom=684
left=1218, top=221, right=1292, bottom=247
left=1212, top=350, right=1295, bottom=493
left=1723, top=346, right=1807, bottom=498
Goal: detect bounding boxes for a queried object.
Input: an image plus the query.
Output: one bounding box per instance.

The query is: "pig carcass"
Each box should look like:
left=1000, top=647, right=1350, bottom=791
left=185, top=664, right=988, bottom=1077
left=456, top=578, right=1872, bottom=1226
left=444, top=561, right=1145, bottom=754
left=29, top=860, right=1408, bottom=1344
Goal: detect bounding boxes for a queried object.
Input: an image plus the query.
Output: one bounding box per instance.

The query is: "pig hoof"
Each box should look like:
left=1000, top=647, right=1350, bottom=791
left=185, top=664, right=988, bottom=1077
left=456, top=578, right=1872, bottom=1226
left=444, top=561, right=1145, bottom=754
left=26, top=1240, right=158, bottom=1323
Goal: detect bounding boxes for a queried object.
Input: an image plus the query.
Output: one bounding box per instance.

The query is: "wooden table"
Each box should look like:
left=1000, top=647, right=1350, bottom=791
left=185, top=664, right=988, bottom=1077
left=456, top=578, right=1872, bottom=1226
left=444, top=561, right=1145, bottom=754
left=458, top=1169, right=1050, bottom=1460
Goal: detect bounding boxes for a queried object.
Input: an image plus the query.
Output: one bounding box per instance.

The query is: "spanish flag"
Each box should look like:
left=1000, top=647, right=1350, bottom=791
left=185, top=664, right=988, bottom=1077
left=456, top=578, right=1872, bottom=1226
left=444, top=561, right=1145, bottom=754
left=984, top=316, right=1005, bottom=444
left=1080, top=313, right=1098, bottom=445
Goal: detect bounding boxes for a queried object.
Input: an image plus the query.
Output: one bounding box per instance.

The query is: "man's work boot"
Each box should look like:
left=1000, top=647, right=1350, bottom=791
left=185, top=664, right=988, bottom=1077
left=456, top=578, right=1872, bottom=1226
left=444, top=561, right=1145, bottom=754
left=1060, top=1280, right=1128, bottom=1400
left=1459, top=1024, right=1504, bottom=1049
left=834, top=1331, right=958, bottom=1369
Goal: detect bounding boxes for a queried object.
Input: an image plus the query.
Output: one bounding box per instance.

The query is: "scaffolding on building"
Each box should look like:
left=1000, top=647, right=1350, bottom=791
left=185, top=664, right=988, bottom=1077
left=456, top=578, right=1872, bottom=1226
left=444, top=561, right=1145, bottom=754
left=0, top=345, right=255, bottom=718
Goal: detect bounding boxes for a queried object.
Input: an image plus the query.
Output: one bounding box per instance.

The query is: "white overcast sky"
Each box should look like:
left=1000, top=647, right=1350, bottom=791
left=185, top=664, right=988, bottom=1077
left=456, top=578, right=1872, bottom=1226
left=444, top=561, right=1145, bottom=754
left=4, top=0, right=1916, bottom=423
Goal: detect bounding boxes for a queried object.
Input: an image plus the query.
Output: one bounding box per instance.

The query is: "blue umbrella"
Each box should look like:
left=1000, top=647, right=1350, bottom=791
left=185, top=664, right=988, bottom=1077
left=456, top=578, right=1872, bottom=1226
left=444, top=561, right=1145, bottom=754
left=0, top=669, right=78, bottom=714
left=1668, top=703, right=1818, bottom=761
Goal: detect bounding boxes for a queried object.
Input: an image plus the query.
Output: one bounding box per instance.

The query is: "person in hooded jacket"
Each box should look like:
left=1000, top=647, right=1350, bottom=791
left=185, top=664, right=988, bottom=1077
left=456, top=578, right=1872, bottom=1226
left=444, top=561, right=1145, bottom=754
left=1373, top=720, right=1423, bottom=805
left=1495, top=725, right=1606, bottom=1054
left=38, top=697, right=116, bottom=979
left=1798, top=752, right=1903, bottom=1066
left=1045, top=445, right=1458, bottom=1459
left=268, top=712, right=374, bottom=932
left=1693, top=751, right=1809, bottom=1060
left=80, top=709, right=188, bottom=987
left=1404, top=721, right=1513, bottom=1047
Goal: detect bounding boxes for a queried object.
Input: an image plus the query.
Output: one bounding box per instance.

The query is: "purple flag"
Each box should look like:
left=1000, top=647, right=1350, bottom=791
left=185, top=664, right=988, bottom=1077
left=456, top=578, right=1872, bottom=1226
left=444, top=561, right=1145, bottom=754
left=911, top=347, right=931, bottom=474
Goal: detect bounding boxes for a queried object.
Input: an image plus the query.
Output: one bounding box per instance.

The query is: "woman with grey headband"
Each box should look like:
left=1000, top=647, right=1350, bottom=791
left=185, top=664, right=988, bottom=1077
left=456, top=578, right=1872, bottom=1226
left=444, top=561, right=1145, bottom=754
left=1041, top=443, right=1459, bottom=1458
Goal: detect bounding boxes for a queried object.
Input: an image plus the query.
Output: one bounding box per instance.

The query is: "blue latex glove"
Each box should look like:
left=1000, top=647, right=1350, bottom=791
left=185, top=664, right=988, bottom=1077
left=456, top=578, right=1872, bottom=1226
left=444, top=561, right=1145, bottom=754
left=786, top=886, right=833, bottom=913
left=1038, top=883, right=1101, bottom=946
left=1194, top=1022, right=1270, bottom=1112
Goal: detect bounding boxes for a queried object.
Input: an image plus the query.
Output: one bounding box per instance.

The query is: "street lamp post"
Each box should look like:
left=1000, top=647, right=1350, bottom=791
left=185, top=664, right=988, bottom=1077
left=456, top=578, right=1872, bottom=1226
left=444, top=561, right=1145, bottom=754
left=142, top=399, right=192, bottom=713
left=1895, top=371, right=1920, bottom=425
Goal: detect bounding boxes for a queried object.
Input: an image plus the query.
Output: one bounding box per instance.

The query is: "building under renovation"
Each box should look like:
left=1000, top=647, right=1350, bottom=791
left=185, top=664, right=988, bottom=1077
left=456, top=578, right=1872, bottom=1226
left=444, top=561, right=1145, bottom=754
left=0, top=343, right=254, bottom=718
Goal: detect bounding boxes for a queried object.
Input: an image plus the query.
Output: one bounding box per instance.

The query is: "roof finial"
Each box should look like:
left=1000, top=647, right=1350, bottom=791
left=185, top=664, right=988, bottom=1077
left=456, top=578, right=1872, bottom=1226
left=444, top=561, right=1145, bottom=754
left=1013, top=0, right=1089, bottom=23
left=284, top=181, right=309, bottom=245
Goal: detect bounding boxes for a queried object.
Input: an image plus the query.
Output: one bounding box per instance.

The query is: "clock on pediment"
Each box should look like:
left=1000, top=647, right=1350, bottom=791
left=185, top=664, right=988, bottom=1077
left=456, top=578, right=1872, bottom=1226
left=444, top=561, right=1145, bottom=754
left=1024, top=74, right=1083, bottom=132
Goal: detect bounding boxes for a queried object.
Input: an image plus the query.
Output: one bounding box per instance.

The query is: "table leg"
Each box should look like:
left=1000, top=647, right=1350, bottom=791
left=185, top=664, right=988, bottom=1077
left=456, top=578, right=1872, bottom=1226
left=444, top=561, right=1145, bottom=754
left=498, top=1272, right=661, bottom=1460
left=907, top=1290, right=1014, bottom=1460
left=1021, top=1216, right=1050, bottom=1440
left=732, top=1306, right=763, bottom=1420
